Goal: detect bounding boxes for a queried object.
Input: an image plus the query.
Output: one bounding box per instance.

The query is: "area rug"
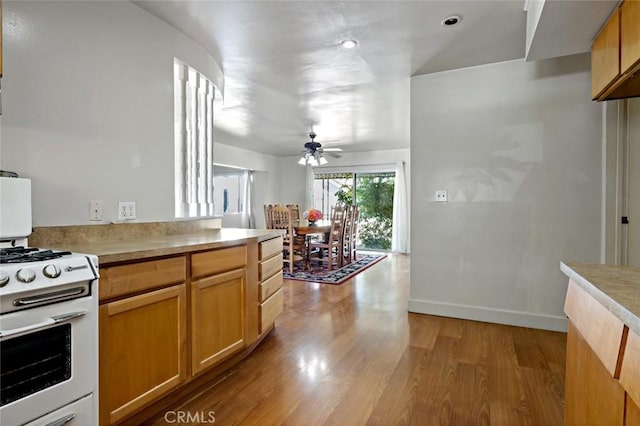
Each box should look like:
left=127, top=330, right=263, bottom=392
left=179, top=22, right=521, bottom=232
left=283, top=253, right=386, bottom=285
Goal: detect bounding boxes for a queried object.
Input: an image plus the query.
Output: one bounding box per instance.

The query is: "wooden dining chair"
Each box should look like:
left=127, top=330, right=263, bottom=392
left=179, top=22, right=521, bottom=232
left=347, top=205, right=359, bottom=264
left=264, top=204, right=274, bottom=229
left=309, top=205, right=346, bottom=271
left=286, top=204, right=301, bottom=225
left=342, top=204, right=358, bottom=265
left=270, top=205, right=305, bottom=273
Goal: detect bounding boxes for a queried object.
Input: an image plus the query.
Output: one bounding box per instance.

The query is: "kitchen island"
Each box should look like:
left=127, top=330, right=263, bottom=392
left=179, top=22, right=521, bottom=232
left=30, top=220, right=284, bottom=425
left=561, top=262, right=640, bottom=425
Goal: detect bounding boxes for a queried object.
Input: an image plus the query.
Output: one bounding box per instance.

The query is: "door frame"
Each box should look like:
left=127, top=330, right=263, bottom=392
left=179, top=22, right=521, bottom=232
left=603, top=99, right=630, bottom=265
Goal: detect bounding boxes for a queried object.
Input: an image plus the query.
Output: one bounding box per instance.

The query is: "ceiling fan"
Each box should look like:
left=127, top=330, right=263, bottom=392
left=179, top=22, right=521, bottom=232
left=302, top=131, right=342, bottom=159
left=298, top=132, right=342, bottom=166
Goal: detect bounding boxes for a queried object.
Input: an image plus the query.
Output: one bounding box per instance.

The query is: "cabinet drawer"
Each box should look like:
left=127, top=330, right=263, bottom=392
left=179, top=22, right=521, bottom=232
left=260, top=271, right=283, bottom=302
left=620, top=328, right=640, bottom=407
left=192, top=245, right=247, bottom=279
left=260, top=288, right=283, bottom=334
left=100, top=256, right=186, bottom=300
left=259, top=236, right=283, bottom=260
left=259, top=253, right=282, bottom=281
left=564, top=280, right=626, bottom=376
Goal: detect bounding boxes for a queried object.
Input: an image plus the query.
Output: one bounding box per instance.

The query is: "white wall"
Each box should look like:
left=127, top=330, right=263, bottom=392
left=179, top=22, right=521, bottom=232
left=1, top=1, right=223, bottom=226
left=410, top=54, right=602, bottom=331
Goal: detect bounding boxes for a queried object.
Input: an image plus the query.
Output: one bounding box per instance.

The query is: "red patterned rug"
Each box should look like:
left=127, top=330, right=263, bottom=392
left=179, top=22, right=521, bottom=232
left=282, top=253, right=386, bottom=285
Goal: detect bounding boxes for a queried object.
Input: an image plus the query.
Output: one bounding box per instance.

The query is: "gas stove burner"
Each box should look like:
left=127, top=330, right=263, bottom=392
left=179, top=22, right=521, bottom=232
left=0, top=246, right=73, bottom=264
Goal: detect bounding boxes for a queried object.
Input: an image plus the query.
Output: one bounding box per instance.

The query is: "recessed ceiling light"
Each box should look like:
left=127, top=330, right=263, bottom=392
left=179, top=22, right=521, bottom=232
left=442, top=15, right=462, bottom=26
left=340, top=40, right=358, bottom=49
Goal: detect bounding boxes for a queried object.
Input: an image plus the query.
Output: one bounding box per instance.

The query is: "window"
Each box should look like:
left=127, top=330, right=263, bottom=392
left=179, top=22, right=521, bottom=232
left=213, top=172, right=246, bottom=216
left=174, top=59, right=216, bottom=218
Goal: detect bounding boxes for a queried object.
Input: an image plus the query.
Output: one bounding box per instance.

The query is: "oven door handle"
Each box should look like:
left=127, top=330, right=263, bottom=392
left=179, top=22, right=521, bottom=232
left=45, top=413, right=76, bottom=426
left=0, top=311, right=86, bottom=339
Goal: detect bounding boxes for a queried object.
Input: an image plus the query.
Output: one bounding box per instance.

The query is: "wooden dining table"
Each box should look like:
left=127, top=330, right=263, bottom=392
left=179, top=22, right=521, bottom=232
left=293, top=221, right=331, bottom=237
left=293, top=221, right=332, bottom=269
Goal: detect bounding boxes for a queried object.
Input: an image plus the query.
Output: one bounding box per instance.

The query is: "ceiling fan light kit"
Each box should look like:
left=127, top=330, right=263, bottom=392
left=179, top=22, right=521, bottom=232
left=298, top=132, right=337, bottom=166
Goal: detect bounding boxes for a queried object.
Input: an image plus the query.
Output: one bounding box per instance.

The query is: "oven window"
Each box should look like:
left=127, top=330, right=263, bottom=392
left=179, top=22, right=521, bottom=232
left=0, top=324, right=72, bottom=406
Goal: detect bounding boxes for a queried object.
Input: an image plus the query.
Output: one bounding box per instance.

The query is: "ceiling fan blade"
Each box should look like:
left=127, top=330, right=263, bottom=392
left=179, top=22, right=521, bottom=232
left=325, top=152, right=342, bottom=158
left=323, top=148, right=343, bottom=152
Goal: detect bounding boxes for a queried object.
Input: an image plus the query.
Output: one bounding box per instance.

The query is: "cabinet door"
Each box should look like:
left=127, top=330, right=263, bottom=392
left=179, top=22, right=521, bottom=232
left=627, top=394, right=640, bottom=426
left=99, top=285, right=187, bottom=425
left=565, top=321, right=625, bottom=426
left=191, top=268, right=246, bottom=375
left=621, top=0, right=640, bottom=75
left=592, top=8, right=621, bottom=99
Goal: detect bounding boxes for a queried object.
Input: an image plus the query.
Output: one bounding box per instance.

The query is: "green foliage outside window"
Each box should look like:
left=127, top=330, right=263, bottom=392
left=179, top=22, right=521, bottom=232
left=333, top=174, right=395, bottom=250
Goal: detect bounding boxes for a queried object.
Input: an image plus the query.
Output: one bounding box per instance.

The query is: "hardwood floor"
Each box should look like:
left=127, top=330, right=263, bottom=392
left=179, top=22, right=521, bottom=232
left=145, top=254, right=566, bottom=425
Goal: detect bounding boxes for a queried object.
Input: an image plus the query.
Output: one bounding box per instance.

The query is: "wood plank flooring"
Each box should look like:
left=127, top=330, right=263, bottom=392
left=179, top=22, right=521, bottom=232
left=145, top=254, right=566, bottom=425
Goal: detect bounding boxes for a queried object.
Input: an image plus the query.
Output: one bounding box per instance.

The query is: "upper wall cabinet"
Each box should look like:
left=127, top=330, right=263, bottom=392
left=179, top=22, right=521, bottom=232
left=1, top=2, right=3, bottom=77
left=592, top=0, right=640, bottom=101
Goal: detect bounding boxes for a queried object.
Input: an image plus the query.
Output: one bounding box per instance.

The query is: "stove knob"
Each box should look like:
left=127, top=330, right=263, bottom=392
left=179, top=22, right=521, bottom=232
left=0, top=272, right=9, bottom=287
left=43, top=264, right=62, bottom=279
left=16, top=268, right=36, bottom=283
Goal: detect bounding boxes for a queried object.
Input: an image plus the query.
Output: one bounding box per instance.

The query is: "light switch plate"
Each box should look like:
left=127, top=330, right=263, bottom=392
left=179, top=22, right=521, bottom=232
left=89, top=200, right=103, bottom=221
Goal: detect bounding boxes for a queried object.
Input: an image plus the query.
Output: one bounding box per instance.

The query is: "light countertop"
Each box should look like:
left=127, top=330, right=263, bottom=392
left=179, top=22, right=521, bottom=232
left=44, top=228, right=281, bottom=265
left=561, top=262, right=640, bottom=336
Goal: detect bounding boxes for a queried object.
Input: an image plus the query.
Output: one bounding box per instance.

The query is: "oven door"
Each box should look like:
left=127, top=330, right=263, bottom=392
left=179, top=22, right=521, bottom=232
left=0, top=294, right=97, bottom=426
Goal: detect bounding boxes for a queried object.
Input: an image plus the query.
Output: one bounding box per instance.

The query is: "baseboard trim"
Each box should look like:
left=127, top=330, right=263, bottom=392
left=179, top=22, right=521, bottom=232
left=408, top=298, right=568, bottom=332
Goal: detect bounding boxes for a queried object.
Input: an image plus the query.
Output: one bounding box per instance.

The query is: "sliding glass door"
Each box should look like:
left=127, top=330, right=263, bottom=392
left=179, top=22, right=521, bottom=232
left=354, top=172, right=395, bottom=250
left=314, top=171, right=395, bottom=251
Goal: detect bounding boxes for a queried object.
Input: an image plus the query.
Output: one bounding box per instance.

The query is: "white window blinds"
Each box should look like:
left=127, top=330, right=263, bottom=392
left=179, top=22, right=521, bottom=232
left=174, top=60, right=216, bottom=218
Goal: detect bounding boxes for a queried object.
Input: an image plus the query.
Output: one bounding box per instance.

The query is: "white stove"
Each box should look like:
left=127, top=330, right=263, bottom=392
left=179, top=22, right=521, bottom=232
left=0, top=177, right=99, bottom=426
left=0, top=246, right=98, bottom=314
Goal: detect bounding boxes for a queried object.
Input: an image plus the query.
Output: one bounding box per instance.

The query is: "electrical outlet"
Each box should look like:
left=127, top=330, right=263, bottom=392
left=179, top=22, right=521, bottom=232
left=118, top=202, right=137, bottom=220
left=435, top=190, right=448, bottom=202
left=89, top=200, right=103, bottom=221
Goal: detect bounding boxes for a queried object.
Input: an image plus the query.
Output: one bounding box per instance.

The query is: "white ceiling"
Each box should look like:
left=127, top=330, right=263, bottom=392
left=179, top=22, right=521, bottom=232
left=134, top=0, right=614, bottom=157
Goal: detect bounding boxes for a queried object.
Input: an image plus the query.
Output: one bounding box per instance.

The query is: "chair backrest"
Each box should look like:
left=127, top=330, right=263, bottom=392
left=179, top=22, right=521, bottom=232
left=264, top=204, right=274, bottom=229
left=286, top=204, right=300, bottom=224
left=343, top=204, right=354, bottom=239
left=270, top=205, right=293, bottom=237
left=328, top=205, right=347, bottom=244
left=350, top=205, right=359, bottom=242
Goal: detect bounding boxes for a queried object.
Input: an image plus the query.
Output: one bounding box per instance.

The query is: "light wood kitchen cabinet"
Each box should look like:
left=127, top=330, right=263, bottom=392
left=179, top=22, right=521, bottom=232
left=592, top=8, right=621, bottom=99
left=96, top=235, right=280, bottom=424
left=621, top=329, right=640, bottom=425
left=99, top=284, right=188, bottom=425
left=191, top=245, right=248, bottom=375
left=591, top=0, right=640, bottom=101
left=258, top=236, right=283, bottom=334
left=621, top=0, right=640, bottom=74
left=99, top=256, right=186, bottom=300
left=563, top=275, right=640, bottom=425
left=564, top=279, right=627, bottom=425
left=627, top=394, right=640, bottom=426
left=565, top=321, right=625, bottom=425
